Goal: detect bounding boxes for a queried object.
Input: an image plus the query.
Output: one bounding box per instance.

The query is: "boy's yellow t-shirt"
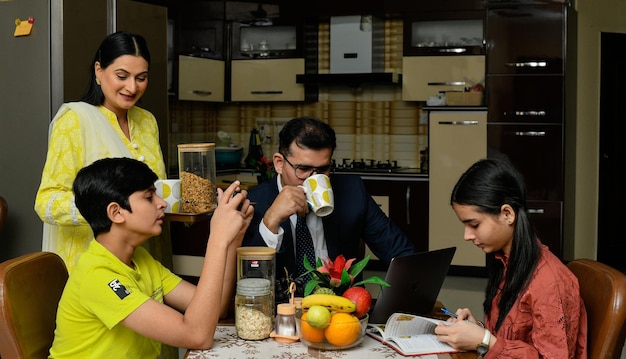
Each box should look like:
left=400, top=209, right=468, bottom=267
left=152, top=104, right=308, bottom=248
left=49, top=240, right=182, bottom=359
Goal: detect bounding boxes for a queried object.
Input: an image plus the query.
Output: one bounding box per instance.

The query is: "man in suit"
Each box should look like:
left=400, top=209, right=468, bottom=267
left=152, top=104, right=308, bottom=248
left=243, top=117, right=415, bottom=300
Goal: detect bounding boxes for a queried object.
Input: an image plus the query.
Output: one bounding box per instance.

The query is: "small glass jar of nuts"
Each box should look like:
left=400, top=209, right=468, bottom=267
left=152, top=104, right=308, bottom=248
left=177, top=143, right=217, bottom=213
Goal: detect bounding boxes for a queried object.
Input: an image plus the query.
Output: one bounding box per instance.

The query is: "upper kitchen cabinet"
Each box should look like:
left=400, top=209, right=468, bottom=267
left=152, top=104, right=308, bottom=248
left=486, top=3, right=566, bottom=75
left=230, top=58, right=304, bottom=101
left=178, top=55, right=225, bottom=102
left=402, top=56, right=485, bottom=102
left=402, top=10, right=485, bottom=102
left=403, top=11, right=485, bottom=57
left=227, top=2, right=306, bottom=101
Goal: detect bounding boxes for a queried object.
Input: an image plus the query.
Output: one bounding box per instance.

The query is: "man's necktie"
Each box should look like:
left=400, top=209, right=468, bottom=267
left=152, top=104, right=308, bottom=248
left=295, top=216, right=316, bottom=277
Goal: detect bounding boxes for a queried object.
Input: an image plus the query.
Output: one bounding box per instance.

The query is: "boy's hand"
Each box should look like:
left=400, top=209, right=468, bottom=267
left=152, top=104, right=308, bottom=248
left=210, top=181, right=253, bottom=245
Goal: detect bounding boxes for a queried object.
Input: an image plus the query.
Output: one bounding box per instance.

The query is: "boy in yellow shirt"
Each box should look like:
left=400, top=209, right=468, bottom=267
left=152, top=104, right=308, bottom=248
left=49, top=158, right=253, bottom=358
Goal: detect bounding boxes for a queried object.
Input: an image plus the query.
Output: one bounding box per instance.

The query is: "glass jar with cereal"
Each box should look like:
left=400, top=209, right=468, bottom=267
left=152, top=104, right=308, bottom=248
left=177, top=143, right=217, bottom=213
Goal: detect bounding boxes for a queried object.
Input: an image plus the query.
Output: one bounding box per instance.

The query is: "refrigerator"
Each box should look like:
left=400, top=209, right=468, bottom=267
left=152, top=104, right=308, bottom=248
left=0, top=0, right=168, bottom=262
left=428, top=110, right=487, bottom=267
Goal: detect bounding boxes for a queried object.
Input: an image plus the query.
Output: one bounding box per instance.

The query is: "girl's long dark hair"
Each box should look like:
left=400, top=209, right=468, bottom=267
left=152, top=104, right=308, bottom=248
left=450, top=159, right=540, bottom=331
left=79, top=31, right=151, bottom=105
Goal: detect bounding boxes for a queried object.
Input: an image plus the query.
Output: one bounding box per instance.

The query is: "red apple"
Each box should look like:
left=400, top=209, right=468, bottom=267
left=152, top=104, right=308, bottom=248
left=342, top=286, right=372, bottom=318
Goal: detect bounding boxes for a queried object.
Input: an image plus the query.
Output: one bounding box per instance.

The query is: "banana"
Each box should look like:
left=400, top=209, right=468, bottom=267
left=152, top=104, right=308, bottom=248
left=301, top=294, right=356, bottom=313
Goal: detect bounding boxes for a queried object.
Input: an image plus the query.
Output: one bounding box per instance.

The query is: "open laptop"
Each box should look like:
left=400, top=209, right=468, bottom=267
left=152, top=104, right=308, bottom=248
left=369, top=246, right=457, bottom=324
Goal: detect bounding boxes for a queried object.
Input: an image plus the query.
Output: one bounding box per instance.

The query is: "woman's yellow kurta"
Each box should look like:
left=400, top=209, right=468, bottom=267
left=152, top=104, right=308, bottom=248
left=35, top=102, right=169, bottom=273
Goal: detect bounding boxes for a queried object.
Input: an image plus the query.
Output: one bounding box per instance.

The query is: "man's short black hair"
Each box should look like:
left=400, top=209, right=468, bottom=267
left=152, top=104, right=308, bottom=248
left=278, top=117, right=336, bottom=156
left=73, top=157, right=158, bottom=236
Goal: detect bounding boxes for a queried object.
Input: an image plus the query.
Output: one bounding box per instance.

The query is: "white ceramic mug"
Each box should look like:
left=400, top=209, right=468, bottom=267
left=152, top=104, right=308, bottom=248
left=299, top=174, right=334, bottom=217
left=155, top=179, right=181, bottom=213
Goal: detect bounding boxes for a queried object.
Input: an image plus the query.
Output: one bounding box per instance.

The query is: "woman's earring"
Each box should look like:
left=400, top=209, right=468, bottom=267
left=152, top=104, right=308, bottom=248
left=95, top=78, right=101, bottom=85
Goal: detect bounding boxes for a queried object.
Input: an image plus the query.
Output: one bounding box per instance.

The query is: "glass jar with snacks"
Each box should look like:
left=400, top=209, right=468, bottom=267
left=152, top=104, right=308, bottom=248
left=235, top=278, right=273, bottom=340
left=177, top=143, right=217, bottom=213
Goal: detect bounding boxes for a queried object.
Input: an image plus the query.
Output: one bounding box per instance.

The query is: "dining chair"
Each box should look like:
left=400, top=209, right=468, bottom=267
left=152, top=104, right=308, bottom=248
left=0, top=195, right=7, bottom=232
left=567, top=258, right=626, bottom=359
left=0, top=252, right=68, bottom=359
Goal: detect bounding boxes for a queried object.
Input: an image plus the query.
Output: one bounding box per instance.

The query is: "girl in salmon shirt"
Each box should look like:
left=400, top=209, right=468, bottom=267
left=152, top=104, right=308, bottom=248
left=434, top=159, right=587, bottom=358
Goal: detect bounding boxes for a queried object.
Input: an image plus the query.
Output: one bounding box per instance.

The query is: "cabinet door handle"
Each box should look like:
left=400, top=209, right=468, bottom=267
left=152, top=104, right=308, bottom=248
left=505, top=111, right=547, bottom=117
left=504, top=61, right=547, bottom=68
left=427, top=81, right=466, bottom=86
left=528, top=208, right=545, bottom=214
left=514, top=131, right=546, bottom=137
left=438, top=48, right=467, bottom=54
left=250, top=91, right=284, bottom=95
left=192, top=90, right=212, bottom=96
left=405, top=185, right=411, bottom=225
left=437, top=121, right=479, bottom=126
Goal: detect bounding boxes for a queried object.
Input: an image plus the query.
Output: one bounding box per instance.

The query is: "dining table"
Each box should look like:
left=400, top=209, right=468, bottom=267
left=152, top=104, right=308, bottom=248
left=184, top=324, right=478, bottom=359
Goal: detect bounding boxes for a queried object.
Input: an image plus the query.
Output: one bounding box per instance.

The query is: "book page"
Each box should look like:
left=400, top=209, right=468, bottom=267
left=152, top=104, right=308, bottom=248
left=384, top=313, right=444, bottom=337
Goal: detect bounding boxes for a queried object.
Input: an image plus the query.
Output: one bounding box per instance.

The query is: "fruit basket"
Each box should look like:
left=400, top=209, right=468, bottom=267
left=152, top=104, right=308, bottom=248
left=295, top=312, right=369, bottom=350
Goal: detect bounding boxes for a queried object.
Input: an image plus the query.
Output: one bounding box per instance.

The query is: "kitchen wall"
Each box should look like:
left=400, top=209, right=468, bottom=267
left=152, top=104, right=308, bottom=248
left=166, top=19, right=429, bottom=176
left=567, top=0, right=626, bottom=260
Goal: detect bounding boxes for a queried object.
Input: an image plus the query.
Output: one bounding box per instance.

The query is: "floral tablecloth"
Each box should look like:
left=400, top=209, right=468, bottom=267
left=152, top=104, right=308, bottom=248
left=185, top=325, right=463, bottom=359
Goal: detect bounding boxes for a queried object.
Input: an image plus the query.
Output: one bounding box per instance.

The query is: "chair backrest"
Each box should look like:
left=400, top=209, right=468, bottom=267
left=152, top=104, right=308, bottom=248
left=567, top=258, right=626, bottom=359
left=0, top=252, right=68, bottom=359
left=0, top=195, right=7, bottom=232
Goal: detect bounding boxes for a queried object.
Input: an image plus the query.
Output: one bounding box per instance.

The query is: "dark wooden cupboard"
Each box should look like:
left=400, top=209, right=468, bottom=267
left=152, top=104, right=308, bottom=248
left=486, top=2, right=569, bottom=259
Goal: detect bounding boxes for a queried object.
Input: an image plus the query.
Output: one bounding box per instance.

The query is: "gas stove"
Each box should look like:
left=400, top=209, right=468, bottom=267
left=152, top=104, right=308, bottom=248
left=331, top=159, right=405, bottom=173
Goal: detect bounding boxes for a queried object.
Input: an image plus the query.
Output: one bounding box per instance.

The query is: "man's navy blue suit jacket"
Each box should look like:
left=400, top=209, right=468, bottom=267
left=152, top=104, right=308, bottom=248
left=243, top=174, right=416, bottom=283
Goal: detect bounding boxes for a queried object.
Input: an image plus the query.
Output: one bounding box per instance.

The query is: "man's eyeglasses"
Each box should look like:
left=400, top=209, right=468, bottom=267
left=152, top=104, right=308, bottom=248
left=281, top=154, right=332, bottom=180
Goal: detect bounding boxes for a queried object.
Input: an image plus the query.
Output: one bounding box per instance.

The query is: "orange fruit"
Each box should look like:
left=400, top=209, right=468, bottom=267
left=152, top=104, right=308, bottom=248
left=324, top=313, right=361, bottom=347
left=300, top=312, right=325, bottom=343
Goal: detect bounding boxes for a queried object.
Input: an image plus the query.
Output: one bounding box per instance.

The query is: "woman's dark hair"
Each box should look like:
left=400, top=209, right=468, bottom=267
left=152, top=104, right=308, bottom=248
left=450, top=158, right=540, bottom=331
left=73, top=157, right=158, bottom=237
left=79, top=31, right=151, bottom=105
left=278, top=117, right=336, bottom=156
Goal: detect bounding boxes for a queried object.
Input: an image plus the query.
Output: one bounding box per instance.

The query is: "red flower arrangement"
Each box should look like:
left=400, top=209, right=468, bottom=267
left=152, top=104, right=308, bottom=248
left=301, top=254, right=390, bottom=296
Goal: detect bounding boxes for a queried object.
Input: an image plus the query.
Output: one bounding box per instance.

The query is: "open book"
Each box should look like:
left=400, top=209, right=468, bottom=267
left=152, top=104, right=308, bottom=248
left=367, top=313, right=459, bottom=356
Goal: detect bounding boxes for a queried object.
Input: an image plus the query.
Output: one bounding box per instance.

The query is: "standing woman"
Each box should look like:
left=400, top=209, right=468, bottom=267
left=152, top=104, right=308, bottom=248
left=35, top=31, right=167, bottom=273
left=434, top=159, right=587, bottom=358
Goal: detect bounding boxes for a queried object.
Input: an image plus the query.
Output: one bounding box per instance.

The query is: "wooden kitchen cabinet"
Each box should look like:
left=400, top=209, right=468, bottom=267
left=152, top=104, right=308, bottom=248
left=486, top=75, right=564, bottom=124
left=230, top=58, right=305, bottom=102
left=486, top=3, right=566, bottom=75
left=428, top=110, right=487, bottom=268
left=487, top=123, right=564, bottom=201
left=402, top=56, right=485, bottom=101
left=178, top=55, right=225, bottom=102
left=363, top=177, right=429, bottom=261
left=485, top=2, right=569, bottom=259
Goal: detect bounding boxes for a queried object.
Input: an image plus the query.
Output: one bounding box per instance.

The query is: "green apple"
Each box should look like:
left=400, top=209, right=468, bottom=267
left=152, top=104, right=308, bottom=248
left=305, top=305, right=331, bottom=329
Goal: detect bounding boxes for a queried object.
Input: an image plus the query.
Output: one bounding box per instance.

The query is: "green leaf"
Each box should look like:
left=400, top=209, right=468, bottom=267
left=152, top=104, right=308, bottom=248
left=348, top=255, right=370, bottom=278
left=340, top=269, right=352, bottom=286
left=304, top=279, right=321, bottom=296
left=303, top=256, right=315, bottom=271
left=352, top=276, right=391, bottom=288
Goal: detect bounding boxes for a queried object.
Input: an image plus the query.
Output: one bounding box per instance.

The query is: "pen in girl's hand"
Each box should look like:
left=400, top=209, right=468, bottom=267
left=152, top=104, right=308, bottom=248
left=441, top=307, right=485, bottom=327
left=441, top=307, right=458, bottom=319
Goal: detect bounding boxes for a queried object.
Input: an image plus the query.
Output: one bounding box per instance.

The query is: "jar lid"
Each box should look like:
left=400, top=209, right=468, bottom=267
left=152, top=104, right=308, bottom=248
left=237, top=246, right=276, bottom=259
left=237, top=278, right=271, bottom=296
left=177, top=143, right=215, bottom=152
left=292, top=297, right=303, bottom=309
left=277, top=303, right=296, bottom=315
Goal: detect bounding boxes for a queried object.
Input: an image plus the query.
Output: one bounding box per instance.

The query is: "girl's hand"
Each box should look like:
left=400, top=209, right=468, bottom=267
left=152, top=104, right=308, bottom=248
left=434, top=318, right=486, bottom=351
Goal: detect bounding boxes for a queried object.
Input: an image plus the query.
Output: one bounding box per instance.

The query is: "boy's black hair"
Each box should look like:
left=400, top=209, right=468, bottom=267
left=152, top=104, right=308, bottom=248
left=73, top=157, right=158, bottom=237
